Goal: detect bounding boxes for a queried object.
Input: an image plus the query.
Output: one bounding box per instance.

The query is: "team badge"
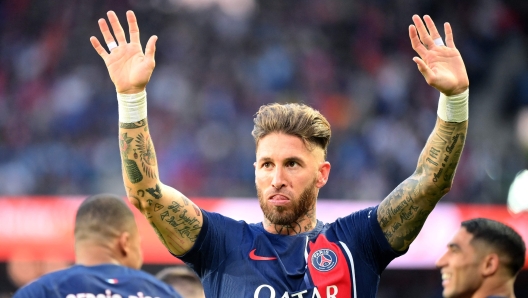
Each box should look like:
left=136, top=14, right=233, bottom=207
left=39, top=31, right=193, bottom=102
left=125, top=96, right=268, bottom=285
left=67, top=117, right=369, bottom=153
left=311, top=248, right=338, bottom=272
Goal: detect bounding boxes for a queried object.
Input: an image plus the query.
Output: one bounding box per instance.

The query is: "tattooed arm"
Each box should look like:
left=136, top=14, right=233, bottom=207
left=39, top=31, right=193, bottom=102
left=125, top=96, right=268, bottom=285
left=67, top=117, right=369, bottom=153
left=90, top=11, right=202, bottom=255
left=377, top=15, right=469, bottom=251
left=119, top=120, right=202, bottom=255
left=378, top=118, right=467, bottom=251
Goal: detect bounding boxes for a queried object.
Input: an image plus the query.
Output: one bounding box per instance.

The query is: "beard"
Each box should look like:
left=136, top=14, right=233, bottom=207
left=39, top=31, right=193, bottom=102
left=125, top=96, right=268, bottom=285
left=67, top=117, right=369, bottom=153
left=257, top=179, right=318, bottom=226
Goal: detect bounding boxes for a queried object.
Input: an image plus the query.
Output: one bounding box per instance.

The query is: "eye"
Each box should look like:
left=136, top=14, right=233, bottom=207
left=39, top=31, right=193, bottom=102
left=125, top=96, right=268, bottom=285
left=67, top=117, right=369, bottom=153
left=262, top=162, right=271, bottom=168
left=287, top=161, right=297, bottom=167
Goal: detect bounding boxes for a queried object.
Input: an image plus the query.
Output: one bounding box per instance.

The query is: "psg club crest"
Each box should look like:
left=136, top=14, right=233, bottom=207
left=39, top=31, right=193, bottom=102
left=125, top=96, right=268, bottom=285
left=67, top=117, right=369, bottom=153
left=311, top=249, right=338, bottom=272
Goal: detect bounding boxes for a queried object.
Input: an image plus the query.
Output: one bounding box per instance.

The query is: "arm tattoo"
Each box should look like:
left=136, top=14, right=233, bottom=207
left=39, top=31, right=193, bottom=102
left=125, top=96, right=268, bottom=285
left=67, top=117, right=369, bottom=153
left=136, top=133, right=157, bottom=179
left=157, top=203, right=202, bottom=242
left=119, top=119, right=147, bottom=129
left=150, top=198, right=202, bottom=243
left=120, top=132, right=143, bottom=183
left=378, top=118, right=467, bottom=251
left=146, top=183, right=162, bottom=199
left=120, top=119, right=202, bottom=252
left=154, top=203, right=164, bottom=211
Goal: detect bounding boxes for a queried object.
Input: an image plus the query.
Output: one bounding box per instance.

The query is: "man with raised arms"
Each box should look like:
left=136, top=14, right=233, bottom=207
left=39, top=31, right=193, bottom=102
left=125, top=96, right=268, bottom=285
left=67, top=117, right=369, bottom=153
left=90, top=11, right=469, bottom=297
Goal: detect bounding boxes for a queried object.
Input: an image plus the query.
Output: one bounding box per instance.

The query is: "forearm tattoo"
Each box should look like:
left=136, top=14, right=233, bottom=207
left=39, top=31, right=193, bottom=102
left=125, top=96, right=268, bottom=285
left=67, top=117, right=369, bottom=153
left=136, top=133, right=157, bottom=179
left=153, top=195, right=202, bottom=243
left=129, top=182, right=202, bottom=247
left=378, top=118, right=468, bottom=251
left=119, top=119, right=148, bottom=129
left=118, top=119, right=156, bottom=184
left=120, top=118, right=202, bottom=252
left=120, top=132, right=144, bottom=183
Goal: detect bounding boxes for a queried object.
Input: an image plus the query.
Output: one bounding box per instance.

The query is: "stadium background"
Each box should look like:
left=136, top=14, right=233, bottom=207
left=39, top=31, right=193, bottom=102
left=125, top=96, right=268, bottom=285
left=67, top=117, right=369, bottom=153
left=1, top=0, right=527, bottom=297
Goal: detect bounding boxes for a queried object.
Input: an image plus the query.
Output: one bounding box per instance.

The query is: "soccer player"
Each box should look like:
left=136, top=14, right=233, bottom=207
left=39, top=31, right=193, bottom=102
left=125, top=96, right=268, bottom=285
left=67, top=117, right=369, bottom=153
left=156, top=265, right=205, bottom=298
left=13, top=194, right=182, bottom=298
left=90, top=10, right=469, bottom=297
left=436, top=218, right=526, bottom=298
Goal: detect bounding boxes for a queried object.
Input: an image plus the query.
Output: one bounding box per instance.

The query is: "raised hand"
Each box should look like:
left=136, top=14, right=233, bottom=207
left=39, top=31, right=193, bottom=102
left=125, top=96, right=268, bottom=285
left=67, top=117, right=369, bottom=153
left=410, top=15, right=469, bottom=96
left=90, top=11, right=157, bottom=94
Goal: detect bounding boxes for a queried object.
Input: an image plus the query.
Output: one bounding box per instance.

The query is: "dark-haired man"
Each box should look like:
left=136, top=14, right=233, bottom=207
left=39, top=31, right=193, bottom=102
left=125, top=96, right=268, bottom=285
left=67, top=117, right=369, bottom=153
left=436, top=218, right=526, bottom=298
left=13, top=194, right=182, bottom=298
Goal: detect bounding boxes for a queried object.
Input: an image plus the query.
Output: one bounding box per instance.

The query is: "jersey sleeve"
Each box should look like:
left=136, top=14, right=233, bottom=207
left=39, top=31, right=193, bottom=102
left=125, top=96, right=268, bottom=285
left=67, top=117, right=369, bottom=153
left=331, top=205, right=406, bottom=274
left=177, top=210, right=245, bottom=277
left=13, top=280, right=48, bottom=298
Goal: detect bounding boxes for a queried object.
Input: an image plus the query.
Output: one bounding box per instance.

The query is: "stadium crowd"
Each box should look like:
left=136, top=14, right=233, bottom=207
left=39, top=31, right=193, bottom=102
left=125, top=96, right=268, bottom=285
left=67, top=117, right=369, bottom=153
left=0, top=0, right=527, bottom=204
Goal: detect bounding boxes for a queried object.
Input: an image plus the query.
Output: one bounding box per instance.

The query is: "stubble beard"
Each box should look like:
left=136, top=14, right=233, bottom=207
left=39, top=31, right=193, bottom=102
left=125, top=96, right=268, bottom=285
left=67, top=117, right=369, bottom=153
left=257, top=179, right=317, bottom=226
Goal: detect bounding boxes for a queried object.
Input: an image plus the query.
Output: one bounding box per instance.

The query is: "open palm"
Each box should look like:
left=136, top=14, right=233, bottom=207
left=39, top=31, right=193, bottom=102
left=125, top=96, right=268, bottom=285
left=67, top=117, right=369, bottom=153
left=90, top=11, right=157, bottom=94
left=409, top=15, right=469, bottom=95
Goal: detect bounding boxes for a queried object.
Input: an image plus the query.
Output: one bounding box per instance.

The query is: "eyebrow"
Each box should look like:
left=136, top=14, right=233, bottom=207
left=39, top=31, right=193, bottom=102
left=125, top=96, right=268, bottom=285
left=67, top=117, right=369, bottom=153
left=257, top=157, right=272, bottom=163
left=257, top=156, right=305, bottom=165
left=284, top=157, right=304, bottom=164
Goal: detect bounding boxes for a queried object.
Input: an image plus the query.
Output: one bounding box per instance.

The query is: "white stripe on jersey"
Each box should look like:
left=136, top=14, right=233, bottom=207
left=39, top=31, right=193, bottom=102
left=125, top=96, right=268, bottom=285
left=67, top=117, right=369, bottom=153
left=340, top=241, right=357, bottom=298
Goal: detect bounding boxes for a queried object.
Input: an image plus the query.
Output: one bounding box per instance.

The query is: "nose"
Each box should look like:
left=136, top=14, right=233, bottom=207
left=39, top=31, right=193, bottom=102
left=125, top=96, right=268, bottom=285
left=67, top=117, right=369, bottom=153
left=436, top=252, right=447, bottom=269
left=271, top=167, right=286, bottom=189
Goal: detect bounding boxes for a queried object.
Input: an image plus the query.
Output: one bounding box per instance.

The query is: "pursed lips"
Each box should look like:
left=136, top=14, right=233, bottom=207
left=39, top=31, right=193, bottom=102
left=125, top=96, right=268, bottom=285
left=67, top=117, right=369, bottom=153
left=268, top=194, right=290, bottom=206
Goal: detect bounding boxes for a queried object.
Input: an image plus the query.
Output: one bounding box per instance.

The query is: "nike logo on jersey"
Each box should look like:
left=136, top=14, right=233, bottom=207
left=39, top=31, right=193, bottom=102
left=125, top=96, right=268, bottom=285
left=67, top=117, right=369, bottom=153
left=249, top=249, right=277, bottom=261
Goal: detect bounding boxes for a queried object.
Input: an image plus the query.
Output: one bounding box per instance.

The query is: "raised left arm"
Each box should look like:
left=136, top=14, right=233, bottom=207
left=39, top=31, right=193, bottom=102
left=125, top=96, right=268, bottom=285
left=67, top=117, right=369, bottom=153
left=377, top=15, right=469, bottom=251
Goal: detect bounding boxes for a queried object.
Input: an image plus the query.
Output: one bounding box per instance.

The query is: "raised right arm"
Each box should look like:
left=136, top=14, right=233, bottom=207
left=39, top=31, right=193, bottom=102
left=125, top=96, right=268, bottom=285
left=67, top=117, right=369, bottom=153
left=90, top=10, right=202, bottom=255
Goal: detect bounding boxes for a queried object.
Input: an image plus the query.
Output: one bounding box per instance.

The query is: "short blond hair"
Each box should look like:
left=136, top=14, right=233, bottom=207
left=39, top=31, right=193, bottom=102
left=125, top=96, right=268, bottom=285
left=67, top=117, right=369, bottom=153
left=252, top=103, right=331, bottom=158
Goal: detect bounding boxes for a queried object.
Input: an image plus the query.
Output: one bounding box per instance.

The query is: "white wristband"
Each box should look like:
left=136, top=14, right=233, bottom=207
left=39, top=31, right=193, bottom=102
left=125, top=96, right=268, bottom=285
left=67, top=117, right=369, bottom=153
left=437, top=89, right=469, bottom=123
left=117, top=90, right=147, bottom=123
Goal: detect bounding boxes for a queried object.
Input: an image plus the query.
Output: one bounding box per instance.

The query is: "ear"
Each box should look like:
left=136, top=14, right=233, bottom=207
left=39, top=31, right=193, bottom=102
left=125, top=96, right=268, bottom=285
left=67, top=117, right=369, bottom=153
left=481, top=253, right=500, bottom=277
left=254, top=162, right=257, bottom=169
left=316, top=161, right=331, bottom=188
left=118, top=232, right=131, bottom=257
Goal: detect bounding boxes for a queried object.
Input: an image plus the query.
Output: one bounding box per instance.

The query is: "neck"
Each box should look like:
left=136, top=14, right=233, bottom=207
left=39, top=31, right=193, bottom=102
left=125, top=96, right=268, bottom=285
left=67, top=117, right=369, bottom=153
left=472, top=276, right=516, bottom=298
left=264, top=207, right=317, bottom=235
left=75, top=240, right=121, bottom=267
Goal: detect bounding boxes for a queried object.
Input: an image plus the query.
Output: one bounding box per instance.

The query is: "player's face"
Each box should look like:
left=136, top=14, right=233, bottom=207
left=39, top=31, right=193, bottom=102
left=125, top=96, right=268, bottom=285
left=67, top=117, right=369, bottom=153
left=255, top=132, right=329, bottom=226
left=435, top=228, right=484, bottom=298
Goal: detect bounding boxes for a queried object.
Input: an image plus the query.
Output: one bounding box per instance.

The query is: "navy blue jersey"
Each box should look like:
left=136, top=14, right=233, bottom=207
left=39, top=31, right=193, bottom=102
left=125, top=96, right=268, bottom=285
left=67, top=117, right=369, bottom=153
left=179, top=205, right=405, bottom=298
left=13, top=264, right=182, bottom=298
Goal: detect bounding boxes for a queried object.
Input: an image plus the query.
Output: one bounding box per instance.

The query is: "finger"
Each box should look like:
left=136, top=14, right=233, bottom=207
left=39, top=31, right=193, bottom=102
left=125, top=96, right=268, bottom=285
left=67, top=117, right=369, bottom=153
left=413, top=57, right=435, bottom=85
left=409, top=25, right=427, bottom=58
left=412, top=14, right=434, bottom=49
left=90, top=36, right=109, bottom=60
left=444, top=22, right=456, bottom=48
left=145, top=35, right=158, bottom=62
left=98, top=18, right=117, bottom=49
left=107, top=10, right=127, bottom=45
left=423, top=15, right=444, bottom=47
left=127, top=11, right=140, bottom=45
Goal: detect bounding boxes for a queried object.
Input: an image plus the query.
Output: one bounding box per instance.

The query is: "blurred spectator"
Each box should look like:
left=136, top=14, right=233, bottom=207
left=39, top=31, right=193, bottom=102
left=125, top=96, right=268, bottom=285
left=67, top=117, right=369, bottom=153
left=156, top=265, right=206, bottom=298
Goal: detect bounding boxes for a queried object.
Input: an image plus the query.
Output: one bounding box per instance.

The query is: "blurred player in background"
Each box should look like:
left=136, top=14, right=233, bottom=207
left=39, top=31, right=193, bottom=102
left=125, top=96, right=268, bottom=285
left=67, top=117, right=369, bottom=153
left=436, top=218, right=526, bottom=298
left=13, top=193, right=182, bottom=298
left=90, top=10, right=469, bottom=297
left=156, top=265, right=205, bottom=298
